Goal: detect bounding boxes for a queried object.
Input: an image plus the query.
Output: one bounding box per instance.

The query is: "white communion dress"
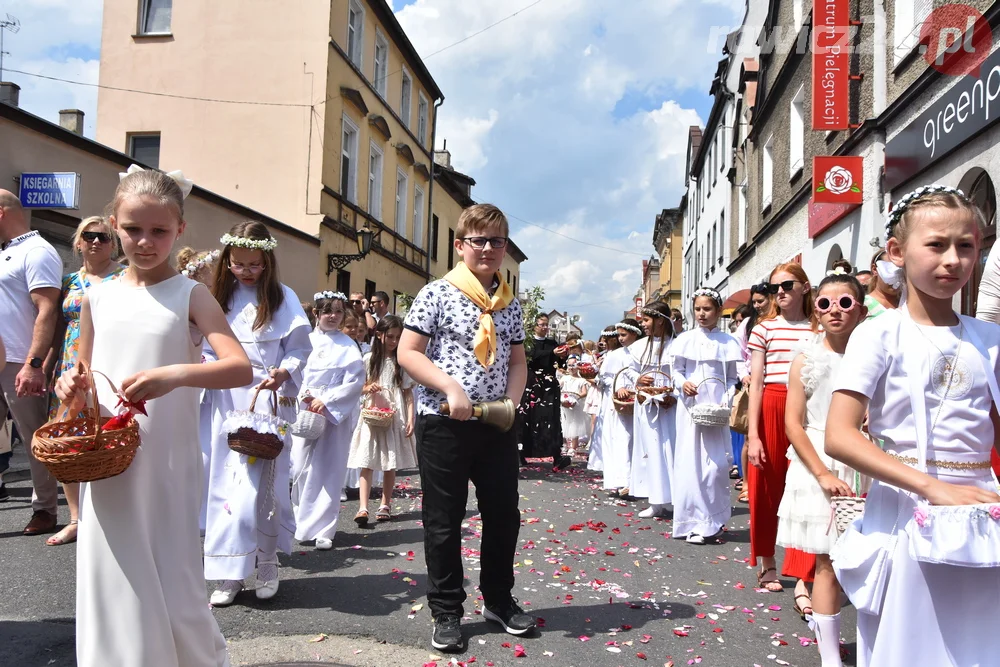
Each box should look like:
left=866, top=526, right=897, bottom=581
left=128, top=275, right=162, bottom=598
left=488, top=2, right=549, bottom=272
left=559, top=373, right=590, bottom=439
left=627, top=336, right=676, bottom=505
left=598, top=347, right=633, bottom=490
left=77, top=275, right=229, bottom=667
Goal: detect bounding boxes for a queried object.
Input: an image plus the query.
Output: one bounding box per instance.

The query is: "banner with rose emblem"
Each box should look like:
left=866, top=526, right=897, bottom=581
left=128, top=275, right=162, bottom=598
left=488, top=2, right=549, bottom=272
left=813, top=156, right=863, bottom=204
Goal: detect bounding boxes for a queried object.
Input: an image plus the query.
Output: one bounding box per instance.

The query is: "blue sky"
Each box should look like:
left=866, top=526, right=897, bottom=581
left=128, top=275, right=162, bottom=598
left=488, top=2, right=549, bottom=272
left=4, top=0, right=743, bottom=338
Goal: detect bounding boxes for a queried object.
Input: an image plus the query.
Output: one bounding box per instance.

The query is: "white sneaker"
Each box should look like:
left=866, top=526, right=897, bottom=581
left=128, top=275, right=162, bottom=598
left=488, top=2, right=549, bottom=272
left=210, top=580, right=243, bottom=606
left=638, top=506, right=656, bottom=518
left=340, top=490, right=348, bottom=501
left=256, top=578, right=279, bottom=600
left=686, top=534, right=706, bottom=545
left=315, top=537, right=333, bottom=550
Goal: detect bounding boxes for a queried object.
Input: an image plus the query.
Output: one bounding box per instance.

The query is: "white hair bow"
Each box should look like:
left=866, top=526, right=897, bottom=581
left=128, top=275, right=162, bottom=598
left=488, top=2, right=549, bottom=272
left=118, top=164, right=195, bottom=199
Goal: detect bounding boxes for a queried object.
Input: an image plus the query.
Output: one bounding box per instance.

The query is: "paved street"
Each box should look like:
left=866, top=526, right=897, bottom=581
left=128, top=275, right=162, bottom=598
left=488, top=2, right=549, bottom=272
left=1, top=449, right=855, bottom=667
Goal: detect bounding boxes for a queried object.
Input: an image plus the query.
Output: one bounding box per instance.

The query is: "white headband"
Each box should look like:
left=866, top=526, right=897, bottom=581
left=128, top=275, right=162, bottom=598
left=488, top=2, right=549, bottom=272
left=181, top=249, right=221, bottom=277
left=221, top=232, right=278, bottom=252
left=314, top=291, right=348, bottom=302
left=119, top=164, right=194, bottom=199
left=615, top=322, right=642, bottom=336
left=692, top=287, right=722, bottom=305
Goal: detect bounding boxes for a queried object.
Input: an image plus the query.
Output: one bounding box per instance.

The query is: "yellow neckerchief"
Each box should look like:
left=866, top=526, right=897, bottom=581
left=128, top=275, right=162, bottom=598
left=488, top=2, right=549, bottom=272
left=444, top=261, right=514, bottom=367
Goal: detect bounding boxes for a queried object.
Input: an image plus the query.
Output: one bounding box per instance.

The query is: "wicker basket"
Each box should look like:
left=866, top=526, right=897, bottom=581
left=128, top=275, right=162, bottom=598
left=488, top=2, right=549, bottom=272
left=32, top=365, right=141, bottom=483
left=612, top=368, right=636, bottom=415
left=291, top=408, right=327, bottom=440
left=830, top=496, right=866, bottom=534
left=226, top=387, right=285, bottom=460
left=361, top=393, right=396, bottom=429
left=689, top=377, right=732, bottom=427
left=634, top=369, right=674, bottom=406
left=577, top=362, right=598, bottom=380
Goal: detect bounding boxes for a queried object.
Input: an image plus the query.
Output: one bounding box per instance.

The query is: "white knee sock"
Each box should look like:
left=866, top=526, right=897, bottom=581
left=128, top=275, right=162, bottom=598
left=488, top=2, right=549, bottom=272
left=811, top=611, right=843, bottom=667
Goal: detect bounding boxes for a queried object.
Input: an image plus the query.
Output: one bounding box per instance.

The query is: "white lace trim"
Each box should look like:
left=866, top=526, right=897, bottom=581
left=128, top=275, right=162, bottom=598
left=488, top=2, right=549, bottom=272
left=798, top=337, right=837, bottom=397
left=222, top=410, right=289, bottom=438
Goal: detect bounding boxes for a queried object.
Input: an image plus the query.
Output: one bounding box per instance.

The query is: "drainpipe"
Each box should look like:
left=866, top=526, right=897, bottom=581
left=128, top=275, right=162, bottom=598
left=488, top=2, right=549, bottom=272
left=869, top=0, right=888, bottom=257
left=426, top=97, right=445, bottom=281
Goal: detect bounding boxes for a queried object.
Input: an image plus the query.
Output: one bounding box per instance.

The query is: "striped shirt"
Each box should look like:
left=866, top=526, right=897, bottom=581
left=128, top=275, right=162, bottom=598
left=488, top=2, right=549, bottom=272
left=747, top=316, right=815, bottom=384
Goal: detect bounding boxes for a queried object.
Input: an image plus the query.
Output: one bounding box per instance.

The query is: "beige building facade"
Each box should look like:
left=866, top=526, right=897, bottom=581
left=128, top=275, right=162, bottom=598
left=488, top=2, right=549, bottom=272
left=651, top=207, right=683, bottom=309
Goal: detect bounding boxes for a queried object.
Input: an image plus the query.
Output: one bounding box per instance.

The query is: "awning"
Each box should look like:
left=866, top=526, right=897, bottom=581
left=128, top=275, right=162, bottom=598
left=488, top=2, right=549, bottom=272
left=722, top=289, right=750, bottom=311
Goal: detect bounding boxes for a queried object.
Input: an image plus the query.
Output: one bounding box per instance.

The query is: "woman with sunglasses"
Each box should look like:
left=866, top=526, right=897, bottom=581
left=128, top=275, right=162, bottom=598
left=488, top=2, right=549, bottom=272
left=864, top=246, right=900, bottom=320
left=777, top=273, right=869, bottom=662
left=45, top=216, right=125, bottom=546
left=746, top=263, right=818, bottom=602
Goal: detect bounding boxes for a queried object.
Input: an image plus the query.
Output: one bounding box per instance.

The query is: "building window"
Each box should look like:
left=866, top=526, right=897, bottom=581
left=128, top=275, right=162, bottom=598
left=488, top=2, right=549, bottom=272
left=417, top=93, right=428, bottom=147
left=507, top=269, right=511, bottom=285
left=413, top=185, right=425, bottom=248
left=709, top=225, right=716, bottom=268
left=762, top=135, right=774, bottom=210
left=718, top=211, right=725, bottom=264
left=400, top=69, right=412, bottom=129
left=395, top=168, right=408, bottom=237
left=341, top=115, right=359, bottom=204
left=793, top=0, right=804, bottom=30
left=336, top=269, right=351, bottom=295
left=447, top=228, right=455, bottom=269
left=374, top=30, right=389, bottom=98
left=431, top=214, right=440, bottom=261
left=789, top=85, right=805, bottom=176
left=738, top=179, right=748, bottom=246
left=368, top=141, right=383, bottom=220
left=365, top=279, right=376, bottom=301
left=128, top=133, right=161, bottom=168
left=894, top=0, right=932, bottom=65
left=347, top=0, right=365, bottom=69
left=139, top=0, right=171, bottom=35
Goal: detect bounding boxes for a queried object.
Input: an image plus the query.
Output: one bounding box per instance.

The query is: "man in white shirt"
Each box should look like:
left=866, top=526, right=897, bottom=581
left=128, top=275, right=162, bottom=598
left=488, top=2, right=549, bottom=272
left=0, top=190, right=62, bottom=536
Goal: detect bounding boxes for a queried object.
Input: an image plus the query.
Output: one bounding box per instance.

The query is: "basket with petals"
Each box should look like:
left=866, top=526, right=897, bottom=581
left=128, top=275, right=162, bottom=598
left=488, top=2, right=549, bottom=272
left=361, top=392, right=395, bottom=429
left=224, top=387, right=288, bottom=460
left=32, top=362, right=143, bottom=483
left=612, top=368, right=636, bottom=415
left=577, top=362, right=598, bottom=380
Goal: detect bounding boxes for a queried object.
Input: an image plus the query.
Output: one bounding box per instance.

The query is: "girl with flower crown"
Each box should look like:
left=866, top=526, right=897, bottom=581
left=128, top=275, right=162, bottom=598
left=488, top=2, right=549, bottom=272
left=827, top=185, right=1000, bottom=667
left=584, top=328, right=619, bottom=473
left=289, top=292, right=365, bottom=549
left=602, top=320, right=641, bottom=496
left=670, top=288, right=742, bottom=544
left=202, top=221, right=312, bottom=606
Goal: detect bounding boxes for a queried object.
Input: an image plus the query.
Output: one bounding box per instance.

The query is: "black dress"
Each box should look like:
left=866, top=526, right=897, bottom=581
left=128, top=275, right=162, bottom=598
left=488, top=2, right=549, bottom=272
left=518, top=338, right=564, bottom=460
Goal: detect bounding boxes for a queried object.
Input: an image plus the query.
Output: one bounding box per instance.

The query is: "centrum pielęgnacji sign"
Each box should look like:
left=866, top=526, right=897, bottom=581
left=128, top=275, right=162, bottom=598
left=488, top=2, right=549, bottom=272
left=812, top=0, right=850, bottom=131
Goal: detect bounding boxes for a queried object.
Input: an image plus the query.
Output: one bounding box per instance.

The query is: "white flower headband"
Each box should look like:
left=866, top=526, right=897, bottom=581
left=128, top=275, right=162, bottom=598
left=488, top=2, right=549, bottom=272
left=615, top=321, right=643, bottom=336
left=693, top=287, right=722, bottom=306
left=314, top=291, right=348, bottom=302
left=640, top=307, right=669, bottom=319
left=221, top=232, right=278, bottom=252
left=885, top=184, right=967, bottom=241
left=826, top=266, right=851, bottom=277
left=119, top=164, right=194, bottom=199
left=181, top=249, right=221, bottom=277
left=600, top=328, right=618, bottom=338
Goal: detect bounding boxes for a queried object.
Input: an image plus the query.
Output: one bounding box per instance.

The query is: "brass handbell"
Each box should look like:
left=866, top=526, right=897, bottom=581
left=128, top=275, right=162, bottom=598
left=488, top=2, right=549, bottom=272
left=438, top=397, right=517, bottom=432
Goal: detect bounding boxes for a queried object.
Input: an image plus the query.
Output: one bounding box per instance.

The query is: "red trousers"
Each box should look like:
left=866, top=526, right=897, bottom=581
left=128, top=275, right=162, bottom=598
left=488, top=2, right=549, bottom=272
left=748, top=384, right=815, bottom=582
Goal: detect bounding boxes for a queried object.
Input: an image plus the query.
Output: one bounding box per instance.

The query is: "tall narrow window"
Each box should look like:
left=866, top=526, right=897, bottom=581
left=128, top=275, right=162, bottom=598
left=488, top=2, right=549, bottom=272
left=347, top=0, right=365, bottom=68
left=738, top=180, right=749, bottom=246
left=128, top=134, right=161, bottom=168
left=413, top=185, right=425, bottom=249
left=762, top=136, right=774, bottom=209
left=718, top=212, right=725, bottom=264
left=793, top=0, right=804, bottom=29
left=395, top=169, right=408, bottom=237
left=894, top=0, right=932, bottom=65
left=447, top=228, right=455, bottom=269
left=374, top=31, right=389, bottom=98
left=417, top=93, right=429, bottom=146
left=431, top=214, right=440, bottom=260
left=789, top=86, right=805, bottom=175
left=365, top=279, right=376, bottom=301
left=368, top=141, right=383, bottom=220
left=341, top=116, right=359, bottom=204
left=139, top=0, right=171, bottom=35
left=336, top=269, right=351, bottom=295
left=400, top=69, right=412, bottom=129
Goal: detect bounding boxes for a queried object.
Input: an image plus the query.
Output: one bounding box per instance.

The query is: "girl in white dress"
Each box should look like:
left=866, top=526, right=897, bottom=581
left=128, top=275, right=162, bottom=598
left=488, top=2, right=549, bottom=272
left=827, top=185, right=1000, bottom=667
left=671, top=288, right=742, bottom=543
left=290, top=291, right=365, bottom=550
left=56, top=167, right=251, bottom=667
left=585, top=328, right=618, bottom=472
left=559, top=357, right=589, bottom=458
left=603, top=320, right=641, bottom=495
left=203, top=221, right=312, bottom=606
left=348, top=314, right=417, bottom=524
left=626, top=301, right=678, bottom=518
left=777, top=272, right=868, bottom=665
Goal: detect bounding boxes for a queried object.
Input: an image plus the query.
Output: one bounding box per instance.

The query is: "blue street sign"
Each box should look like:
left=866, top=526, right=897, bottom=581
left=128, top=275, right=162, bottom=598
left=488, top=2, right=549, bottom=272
left=18, top=172, right=81, bottom=209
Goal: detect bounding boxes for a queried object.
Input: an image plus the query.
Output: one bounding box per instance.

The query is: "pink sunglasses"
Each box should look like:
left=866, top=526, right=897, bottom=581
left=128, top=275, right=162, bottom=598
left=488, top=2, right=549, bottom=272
left=815, top=294, right=859, bottom=314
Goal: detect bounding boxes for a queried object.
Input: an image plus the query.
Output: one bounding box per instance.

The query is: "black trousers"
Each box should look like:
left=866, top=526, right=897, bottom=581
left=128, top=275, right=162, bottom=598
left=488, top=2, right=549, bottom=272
left=416, top=414, right=521, bottom=618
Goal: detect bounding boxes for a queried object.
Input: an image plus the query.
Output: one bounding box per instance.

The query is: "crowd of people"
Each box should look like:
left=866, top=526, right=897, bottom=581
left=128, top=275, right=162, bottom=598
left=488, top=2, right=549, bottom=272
left=2, top=173, right=1000, bottom=667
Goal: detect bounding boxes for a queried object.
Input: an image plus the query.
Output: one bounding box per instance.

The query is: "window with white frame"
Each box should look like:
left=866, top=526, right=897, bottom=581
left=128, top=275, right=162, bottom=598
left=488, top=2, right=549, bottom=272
left=395, top=168, right=408, bottom=236
left=341, top=116, right=359, bottom=204
left=139, top=0, right=171, bottom=35
left=762, top=136, right=774, bottom=209
left=709, top=224, right=716, bottom=268
left=718, top=212, right=725, bottom=264
left=738, top=180, right=748, bottom=246
left=793, top=0, right=804, bottom=30
left=789, top=86, right=805, bottom=175
left=347, top=0, right=365, bottom=68
left=417, top=93, right=429, bottom=146
left=400, top=69, right=412, bottom=129
left=368, top=141, right=383, bottom=220
left=413, top=185, right=425, bottom=248
left=894, top=0, right=932, bottom=65
left=374, top=30, right=389, bottom=98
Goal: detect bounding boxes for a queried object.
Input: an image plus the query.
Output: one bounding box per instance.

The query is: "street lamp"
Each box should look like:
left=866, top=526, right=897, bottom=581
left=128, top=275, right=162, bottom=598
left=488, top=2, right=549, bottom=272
left=327, top=223, right=376, bottom=276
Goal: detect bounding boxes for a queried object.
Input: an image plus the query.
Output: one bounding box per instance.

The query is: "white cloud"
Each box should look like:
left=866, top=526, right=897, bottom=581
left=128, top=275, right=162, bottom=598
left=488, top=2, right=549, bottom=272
left=444, top=109, right=499, bottom=172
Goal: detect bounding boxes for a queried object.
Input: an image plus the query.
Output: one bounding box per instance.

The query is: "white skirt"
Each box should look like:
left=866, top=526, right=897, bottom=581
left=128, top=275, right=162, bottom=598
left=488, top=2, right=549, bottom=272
left=776, top=427, right=861, bottom=555
left=561, top=402, right=589, bottom=439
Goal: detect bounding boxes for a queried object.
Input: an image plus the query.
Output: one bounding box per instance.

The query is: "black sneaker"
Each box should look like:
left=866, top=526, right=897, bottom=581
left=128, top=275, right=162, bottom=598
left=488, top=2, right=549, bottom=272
left=0, top=482, right=8, bottom=502
left=431, top=614, right=465, bottom=652
left=483, top=598, right=537, bottom=635
left=553, top=455, right=572, bottom=471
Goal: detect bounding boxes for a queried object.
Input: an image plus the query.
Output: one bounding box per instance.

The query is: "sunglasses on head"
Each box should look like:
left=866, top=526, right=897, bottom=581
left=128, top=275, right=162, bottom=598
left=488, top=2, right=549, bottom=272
left=764, top=279, right=801, bottom=294
left=81, top=231, right=111, bottom=243
left=815, top=294, right=859, bottom=314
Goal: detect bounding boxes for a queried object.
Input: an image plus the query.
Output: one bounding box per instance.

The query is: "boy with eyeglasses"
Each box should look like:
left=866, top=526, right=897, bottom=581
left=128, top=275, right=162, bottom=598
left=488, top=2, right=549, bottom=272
left=398, top=203, right=535, bottom=653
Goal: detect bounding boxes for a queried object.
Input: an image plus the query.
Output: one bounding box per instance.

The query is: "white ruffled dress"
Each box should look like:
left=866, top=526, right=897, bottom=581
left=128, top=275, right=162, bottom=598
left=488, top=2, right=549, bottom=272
left=776, top=338, right=865, bottom=554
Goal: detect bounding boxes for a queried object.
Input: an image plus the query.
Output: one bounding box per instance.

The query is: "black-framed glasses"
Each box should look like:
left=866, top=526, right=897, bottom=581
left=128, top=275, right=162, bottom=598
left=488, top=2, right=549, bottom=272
left=81, top=231, right=111, bottom=243
left=765, top=279, right=801, bottom=294
left=460, top=236, right=508, bottom=250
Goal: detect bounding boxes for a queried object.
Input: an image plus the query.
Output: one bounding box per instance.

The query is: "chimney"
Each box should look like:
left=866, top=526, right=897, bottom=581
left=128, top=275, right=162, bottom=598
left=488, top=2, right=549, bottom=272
left=0, top=82, right=19, bottom=107
left=434, top=138, right=452, bottom=168
left=59, top=109, right=85, bottom=135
